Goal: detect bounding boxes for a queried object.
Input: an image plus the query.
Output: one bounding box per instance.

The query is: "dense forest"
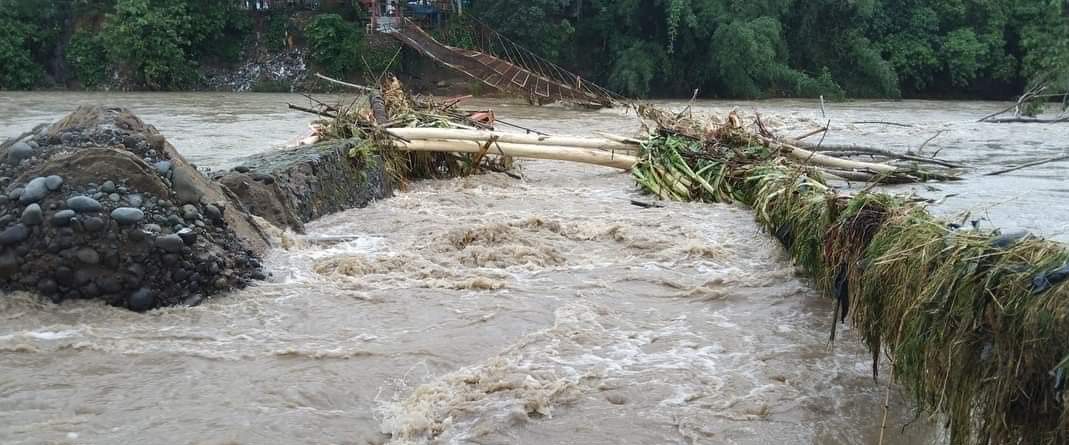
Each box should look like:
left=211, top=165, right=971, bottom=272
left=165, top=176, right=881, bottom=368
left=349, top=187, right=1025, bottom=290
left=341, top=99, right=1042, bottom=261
left=474, top=0, right=1069, bottom=99
left=0, top=0, right=1066, bottom=100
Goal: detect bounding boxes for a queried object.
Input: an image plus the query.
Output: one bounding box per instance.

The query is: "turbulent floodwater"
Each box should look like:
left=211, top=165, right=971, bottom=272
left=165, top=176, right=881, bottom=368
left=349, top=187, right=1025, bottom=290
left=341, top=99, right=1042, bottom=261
left=1, top=93, right=1066, bottom=445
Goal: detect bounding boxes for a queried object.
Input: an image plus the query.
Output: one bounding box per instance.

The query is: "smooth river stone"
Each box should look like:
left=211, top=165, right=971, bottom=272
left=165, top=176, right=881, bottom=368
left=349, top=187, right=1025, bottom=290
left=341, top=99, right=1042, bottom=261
left=129, top=288, right=155, bottom=312
left=6, top=142, right=33, bottom=164
left=156, top=234, right=184, bottom=253
left=51, top=209, right=76, bottom=226
left=18, top=177, right=49, bottom=204
left=0, top=224, right=29, bottom=245
left=76, top=248, right=100, bottom=265
left=21, top=203, right=43, bottom=226
left=111, top=207, right=145, bottom=225
left=67, top=196, right=102, bottom=213
left=44, top=175, right=63, bottom=191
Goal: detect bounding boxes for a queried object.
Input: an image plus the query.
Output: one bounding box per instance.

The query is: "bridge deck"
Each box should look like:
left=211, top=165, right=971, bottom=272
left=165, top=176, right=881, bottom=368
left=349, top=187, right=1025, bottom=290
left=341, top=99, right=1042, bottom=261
left=387, top=19, right=617, bottom=108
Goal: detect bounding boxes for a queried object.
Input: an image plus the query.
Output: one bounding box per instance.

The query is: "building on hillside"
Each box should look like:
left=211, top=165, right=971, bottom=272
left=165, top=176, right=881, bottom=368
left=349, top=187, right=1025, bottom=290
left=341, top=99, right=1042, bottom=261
left=237, top=0, right=351, bottom=11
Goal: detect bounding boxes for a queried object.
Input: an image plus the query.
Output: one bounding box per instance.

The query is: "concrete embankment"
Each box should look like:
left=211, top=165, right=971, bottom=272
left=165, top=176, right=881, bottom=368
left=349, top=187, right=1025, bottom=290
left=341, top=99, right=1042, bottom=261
left=0, top=106, right=390, bottom=310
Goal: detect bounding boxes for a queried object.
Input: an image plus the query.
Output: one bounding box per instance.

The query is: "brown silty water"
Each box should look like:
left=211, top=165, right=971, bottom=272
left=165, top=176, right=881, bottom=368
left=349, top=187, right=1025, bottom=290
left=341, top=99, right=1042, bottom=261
left=3, top=92, right=1067, bottom=444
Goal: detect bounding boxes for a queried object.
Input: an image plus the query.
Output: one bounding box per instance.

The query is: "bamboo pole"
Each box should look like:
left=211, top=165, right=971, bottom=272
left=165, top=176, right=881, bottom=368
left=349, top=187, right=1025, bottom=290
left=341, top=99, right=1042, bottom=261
left=387, top=127, right=640, bottom=152
left=392, top=139, right=638, bottom=170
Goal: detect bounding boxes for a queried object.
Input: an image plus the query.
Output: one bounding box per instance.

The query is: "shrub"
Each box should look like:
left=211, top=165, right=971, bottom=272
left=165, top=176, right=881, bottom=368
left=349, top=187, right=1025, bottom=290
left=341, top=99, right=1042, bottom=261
left=0, top=18, right=41, bottom=89
left=66, top=32, right=108, bottom=88
left=102, top=0, right=197, bottom=89
left=305, top=14, right=363, bottom=77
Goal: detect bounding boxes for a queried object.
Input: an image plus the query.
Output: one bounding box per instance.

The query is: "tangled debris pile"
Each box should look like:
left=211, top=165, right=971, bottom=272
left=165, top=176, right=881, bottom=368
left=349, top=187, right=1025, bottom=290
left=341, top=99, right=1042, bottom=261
left=0, top=107, right=269, bottom=311
left=293, top=77, right=640, bottom=184
left=634, top=107, right=1067, bottom=445
left=296, top=77, right=512, bottom=183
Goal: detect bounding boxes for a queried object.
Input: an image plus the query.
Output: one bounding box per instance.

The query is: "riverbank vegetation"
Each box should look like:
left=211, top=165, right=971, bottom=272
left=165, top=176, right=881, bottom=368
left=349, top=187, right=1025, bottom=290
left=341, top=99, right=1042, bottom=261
left=0, top=0, right=1066, bottom=101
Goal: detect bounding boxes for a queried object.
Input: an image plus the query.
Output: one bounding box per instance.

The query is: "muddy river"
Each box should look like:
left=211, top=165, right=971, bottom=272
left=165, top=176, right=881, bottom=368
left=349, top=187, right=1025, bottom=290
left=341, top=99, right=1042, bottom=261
left=1, top=92, right=1066, bottom=444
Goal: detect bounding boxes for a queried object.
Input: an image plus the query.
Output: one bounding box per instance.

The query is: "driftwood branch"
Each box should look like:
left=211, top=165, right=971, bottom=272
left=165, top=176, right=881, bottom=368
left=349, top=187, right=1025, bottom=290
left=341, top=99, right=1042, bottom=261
left=915, top=130, right=946, bottom=156
left=985, top=153, right=1069, bottom=176
left=851, top=121, right=914, bottom=128
left=793, top=126, right=828, bottom=141
left=288, top=103, right=337, bottom=119
left=302, top=94, right=338, bottom=112
left=980, top=72, right=1067, bottom=122
left=314, top=72, right=375, bottom=92
left=983, top=117, right=1069, bottom=124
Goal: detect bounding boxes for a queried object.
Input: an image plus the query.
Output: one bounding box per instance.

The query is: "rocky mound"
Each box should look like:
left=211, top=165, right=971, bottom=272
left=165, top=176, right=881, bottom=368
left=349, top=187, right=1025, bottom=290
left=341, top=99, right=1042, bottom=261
left=0, top=106, right=270, bottom=310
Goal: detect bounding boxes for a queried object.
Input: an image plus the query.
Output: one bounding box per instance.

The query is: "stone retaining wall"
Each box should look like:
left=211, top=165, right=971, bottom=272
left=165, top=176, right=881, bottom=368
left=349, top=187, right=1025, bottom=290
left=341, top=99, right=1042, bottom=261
left=217, top=141, right=392, bottom=233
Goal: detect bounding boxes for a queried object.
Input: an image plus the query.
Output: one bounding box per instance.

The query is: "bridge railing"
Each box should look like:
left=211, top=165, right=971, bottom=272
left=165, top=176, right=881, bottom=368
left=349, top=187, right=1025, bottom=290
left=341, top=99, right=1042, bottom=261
left=464, top=16, right=624, bottom=105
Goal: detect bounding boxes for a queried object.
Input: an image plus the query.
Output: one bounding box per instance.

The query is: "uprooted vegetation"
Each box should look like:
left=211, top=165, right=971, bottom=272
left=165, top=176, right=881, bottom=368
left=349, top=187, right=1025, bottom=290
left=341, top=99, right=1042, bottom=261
left=293, top=77, right=513, bottom=187
left=634, top=108, right=1068, bottom=445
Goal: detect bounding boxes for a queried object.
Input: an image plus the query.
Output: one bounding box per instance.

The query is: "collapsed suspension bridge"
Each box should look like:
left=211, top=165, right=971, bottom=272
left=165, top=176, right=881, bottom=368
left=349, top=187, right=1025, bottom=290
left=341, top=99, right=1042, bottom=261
left=369, top=3, right=622, bottom=108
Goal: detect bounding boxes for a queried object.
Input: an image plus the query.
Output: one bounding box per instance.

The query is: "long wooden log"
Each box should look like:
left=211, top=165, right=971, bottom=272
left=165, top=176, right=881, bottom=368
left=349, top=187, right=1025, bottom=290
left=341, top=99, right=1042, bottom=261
left=756, top=135, right=901, bottom=174
left=387, top=128, right=639, bottom=152
left=392, top=139, right=638, bottom=170
left=805, top=143, right=967, bottom=169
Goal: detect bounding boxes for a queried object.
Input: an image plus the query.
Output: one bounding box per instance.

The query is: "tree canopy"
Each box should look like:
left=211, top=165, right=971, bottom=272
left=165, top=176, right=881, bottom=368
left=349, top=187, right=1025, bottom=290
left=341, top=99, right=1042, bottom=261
left=0, top=0, right=1065, bottom=99
left=472, top=0, right=1068, bottom=99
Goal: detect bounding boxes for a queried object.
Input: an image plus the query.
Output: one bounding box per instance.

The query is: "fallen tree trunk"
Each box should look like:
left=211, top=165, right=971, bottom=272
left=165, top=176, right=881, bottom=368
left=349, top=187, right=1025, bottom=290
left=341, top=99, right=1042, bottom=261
left=756, top=135, right=900, bottom=174
left=386, top=127, right=639, bottom=152
left=983, top=117, right=1069, bottom=124
left=804, top=143, right=966, bottom=169
left=392, top=139, right=638, bottom=170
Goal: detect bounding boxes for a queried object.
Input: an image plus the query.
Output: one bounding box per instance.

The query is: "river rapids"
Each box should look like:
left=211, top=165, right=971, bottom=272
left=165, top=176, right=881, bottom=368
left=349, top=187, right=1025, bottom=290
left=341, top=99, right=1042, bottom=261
left=3, top=92, right=1067, bottom=444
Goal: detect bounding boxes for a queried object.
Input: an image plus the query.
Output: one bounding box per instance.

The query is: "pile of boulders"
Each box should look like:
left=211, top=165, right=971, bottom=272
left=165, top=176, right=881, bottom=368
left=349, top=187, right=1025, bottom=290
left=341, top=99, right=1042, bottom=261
left=0, top=107, right=270, bottom=310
